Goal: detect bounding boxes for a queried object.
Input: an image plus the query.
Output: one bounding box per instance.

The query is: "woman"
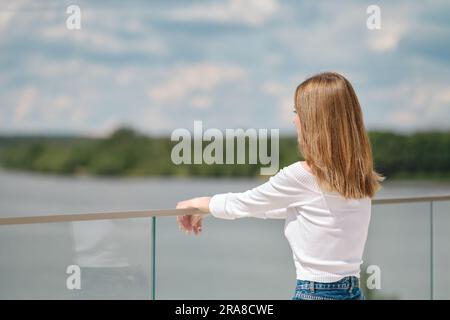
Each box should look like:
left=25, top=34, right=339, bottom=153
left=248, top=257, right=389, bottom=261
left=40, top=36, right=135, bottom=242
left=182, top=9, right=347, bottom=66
left=176, top=72, right=384, bottom=300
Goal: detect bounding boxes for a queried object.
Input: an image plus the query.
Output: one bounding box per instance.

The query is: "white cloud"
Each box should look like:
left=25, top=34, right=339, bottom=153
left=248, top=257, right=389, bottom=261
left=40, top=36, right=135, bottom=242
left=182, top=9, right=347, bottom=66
left=0, top=1, right=25, bottom=33
left=9, top=85, right=97, bottom=133
left=40, top=24, right=167, bottom=55
left=148, top=63, right=246, bottom=104
left=389, top=110, right=418, bottom=127
left=277, top=95, right=295, bottom=123
left=260, top=76, right=305, bottom=124
left=169, top=0, right=279, bottom=26
left=435, top=87, right=450, bottom=104
left=14, top=86, right=37, bottom=122
left=261, top=81, right=285, bottom=96
left=367, top=81, right=450, bottom=130
left=134, top=105, right=175, bottom=134
left=83, top=117, right=123, bottom=138
left=364, top=2, right=428, bottom=53
left=273, top=6, right=366, bottom=62
left=366, top=20, right=408, bottom=52
left=53, top=95, right=71, bottom=111
left=124, top=18, right=142, bottom=33
left=25, top=56, right=112, bottom=80
left=262, top=53, right=283, bottom=67
left=114, top=68, right=135, bottom=86
left=191, top=95, right=213, bottom=109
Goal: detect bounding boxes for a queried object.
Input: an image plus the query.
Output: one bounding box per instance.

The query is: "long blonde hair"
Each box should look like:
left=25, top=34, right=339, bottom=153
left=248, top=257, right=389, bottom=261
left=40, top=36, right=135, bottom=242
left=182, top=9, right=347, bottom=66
left=294, top=72, right=384, bottom=199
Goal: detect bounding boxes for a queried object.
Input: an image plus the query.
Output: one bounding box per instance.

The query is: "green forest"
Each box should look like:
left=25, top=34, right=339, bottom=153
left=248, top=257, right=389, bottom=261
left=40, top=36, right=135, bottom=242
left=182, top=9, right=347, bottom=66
left=0, top=128, right=449, bottom=180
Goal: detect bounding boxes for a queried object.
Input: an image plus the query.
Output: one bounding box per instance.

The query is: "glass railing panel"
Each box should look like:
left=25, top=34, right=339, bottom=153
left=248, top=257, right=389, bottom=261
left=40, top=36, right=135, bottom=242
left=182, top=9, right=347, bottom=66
left=433, top=200, right=450, bottom=300
left=362, top=202, right=431, bottom=299
left=0, top=171, right=166, bottom=299
left=154, top=178, right=295, bottom=299
left=0, top=218, right=152, bottom=299
left=156, top=215, right=293, bottom=299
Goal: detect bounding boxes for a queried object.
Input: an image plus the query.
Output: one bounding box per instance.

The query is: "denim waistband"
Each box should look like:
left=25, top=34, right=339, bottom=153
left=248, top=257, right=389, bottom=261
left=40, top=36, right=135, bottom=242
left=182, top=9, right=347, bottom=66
left=295, top=276, right=360, bottom=291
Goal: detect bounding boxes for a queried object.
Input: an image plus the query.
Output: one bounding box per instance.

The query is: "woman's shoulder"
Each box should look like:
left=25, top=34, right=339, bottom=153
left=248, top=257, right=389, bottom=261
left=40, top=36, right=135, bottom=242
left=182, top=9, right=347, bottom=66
left=279, top=161, right=317, bottom=187
left=283, top=161, right=312, bottom=176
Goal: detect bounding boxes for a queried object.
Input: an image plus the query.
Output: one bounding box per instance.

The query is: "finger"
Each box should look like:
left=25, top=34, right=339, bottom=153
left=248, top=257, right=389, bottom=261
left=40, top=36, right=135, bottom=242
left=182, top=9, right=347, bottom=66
left=184, top=215, right=194, bottom=234
left=193, top=216, right=202, bottom=229
left=178, top=215, right=189, bottom=233
left=177, top=217, right=185, bottom=232
left=192, top=217, right=199, bottom=234
left=180, top=215, right=190, bottom=229
left=192, top=214, right=203, bottom=225
left=193, top=219, right=202, bottom=235
left=193, top=221, right=198, bottom=234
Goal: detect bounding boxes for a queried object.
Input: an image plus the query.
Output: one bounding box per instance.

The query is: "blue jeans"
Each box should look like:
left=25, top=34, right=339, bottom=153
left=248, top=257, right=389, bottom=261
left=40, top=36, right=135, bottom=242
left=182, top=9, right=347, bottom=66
left=292, top=276, right=364, bottom=300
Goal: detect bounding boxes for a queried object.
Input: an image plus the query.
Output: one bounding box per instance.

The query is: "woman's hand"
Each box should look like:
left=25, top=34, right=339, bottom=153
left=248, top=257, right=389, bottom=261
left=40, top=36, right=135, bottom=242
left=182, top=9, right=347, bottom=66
left=176, top=197, right=211, bottom=235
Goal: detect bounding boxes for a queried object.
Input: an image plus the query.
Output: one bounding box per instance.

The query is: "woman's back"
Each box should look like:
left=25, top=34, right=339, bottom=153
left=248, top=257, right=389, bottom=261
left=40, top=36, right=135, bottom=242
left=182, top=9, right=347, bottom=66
left=283, top=161, right=371, bottom=282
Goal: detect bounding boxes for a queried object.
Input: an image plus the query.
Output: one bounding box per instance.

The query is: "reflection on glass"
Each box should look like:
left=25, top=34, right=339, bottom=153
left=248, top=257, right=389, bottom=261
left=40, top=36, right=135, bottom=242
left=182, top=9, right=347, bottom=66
left=362, top=203, right=430, bottom=300
left=0, top=219, right=151, bottom=299
left=69, top=219, right=151, bottom=299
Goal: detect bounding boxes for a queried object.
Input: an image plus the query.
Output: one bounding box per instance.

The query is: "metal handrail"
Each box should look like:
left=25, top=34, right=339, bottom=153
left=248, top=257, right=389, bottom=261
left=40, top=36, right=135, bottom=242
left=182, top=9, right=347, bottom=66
left=0, top=208, right=206, bottom=225
left=0, top=194, right=449, bottom=226
left=373, top=194, right=450, bottom=205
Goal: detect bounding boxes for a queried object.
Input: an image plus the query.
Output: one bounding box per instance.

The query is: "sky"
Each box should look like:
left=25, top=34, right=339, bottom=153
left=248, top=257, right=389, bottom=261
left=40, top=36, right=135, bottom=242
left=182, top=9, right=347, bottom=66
left=1, top=0, right=449, bottom=136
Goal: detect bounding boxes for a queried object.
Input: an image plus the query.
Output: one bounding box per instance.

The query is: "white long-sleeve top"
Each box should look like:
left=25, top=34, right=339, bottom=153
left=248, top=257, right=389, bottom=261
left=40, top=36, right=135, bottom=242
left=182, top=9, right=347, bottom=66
left=208, top=161, right=371, bottom=283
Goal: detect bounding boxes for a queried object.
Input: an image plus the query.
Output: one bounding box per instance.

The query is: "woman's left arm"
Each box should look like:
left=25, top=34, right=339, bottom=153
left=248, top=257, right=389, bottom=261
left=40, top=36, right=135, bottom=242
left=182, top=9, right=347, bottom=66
left=176, top=164, right=304, bottom=234
left=207, top=165, right=300, bottom=220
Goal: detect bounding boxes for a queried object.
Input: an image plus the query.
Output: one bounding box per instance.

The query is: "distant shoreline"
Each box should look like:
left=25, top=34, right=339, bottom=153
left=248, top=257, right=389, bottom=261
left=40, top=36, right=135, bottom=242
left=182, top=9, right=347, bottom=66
left=1, top=128, right=449, bottom=180
left=1, top=167, right=450, bottom=183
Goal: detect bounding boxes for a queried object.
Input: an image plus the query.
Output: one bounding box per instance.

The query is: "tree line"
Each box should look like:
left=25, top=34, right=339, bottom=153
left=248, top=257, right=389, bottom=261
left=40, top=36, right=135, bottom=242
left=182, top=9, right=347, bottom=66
left=0, top=128, right=449, bottom=180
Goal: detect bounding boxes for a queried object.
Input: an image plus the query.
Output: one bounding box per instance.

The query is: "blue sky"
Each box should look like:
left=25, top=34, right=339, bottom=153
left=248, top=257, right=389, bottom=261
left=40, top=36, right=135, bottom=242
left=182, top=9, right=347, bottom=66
left=1, top=0, right=449, bottom=136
